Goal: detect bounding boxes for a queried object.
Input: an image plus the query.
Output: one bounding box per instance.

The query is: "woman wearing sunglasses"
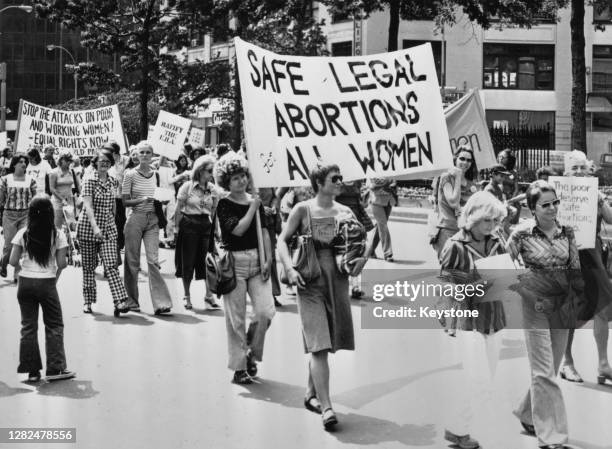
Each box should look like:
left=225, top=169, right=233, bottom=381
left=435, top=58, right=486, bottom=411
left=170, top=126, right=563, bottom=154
left=558, top=150, right=612, bottom=386
left=432, top=145, right=478, bottom=259
left=507, top=180, right=581, bottom=449
left=278, top=164, right=368, bottom=431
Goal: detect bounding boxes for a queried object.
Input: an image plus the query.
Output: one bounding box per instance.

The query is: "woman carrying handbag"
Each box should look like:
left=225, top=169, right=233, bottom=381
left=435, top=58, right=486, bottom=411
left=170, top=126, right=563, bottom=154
left=213, top=153, right=275, bottom=385
left=278, top=164, right=369, bottom=431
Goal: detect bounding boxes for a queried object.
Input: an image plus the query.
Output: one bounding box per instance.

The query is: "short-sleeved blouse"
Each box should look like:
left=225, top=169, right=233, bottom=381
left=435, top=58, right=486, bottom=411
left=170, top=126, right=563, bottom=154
left=216, top=197, right=265, bottom=251
left=176, top=181, right=217, bottom=216
left=437, top=171, right=477, bottom=230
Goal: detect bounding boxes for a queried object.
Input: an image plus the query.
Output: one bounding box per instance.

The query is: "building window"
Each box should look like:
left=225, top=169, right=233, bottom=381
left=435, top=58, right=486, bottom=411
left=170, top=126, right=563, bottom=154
left=594, top=0, right=612, bottom=23
left=483, top=44, right=554, bottom=90
left=331, top=41, right=352, bottom=57
left=331, top=11, right=351, bottom=23
left=593, top=45, right=612, bottom=92
left=403, top=40, right=444, bottom=85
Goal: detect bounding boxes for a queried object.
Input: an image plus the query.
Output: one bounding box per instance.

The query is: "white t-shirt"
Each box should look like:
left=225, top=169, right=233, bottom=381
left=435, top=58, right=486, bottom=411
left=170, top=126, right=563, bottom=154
left=12, top=228, right=68, bottom=278
left=26, top=160, right=52, bottom=196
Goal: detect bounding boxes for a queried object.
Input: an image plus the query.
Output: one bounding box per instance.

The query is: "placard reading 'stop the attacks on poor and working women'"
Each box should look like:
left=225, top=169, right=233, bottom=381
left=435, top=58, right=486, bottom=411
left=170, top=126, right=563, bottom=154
left=14, top=100, right=127, bottom=157
left=234, top=37, right=454, bottom=188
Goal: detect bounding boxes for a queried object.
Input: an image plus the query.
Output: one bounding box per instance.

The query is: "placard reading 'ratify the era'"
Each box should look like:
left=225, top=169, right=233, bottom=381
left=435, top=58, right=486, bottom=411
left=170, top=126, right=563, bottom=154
left=148, top=111, right=191, bottom=160
left=234, top=38, right=453, bottom=187
left=549, top=176, right=598, bottom=249
left=14, top=100, right=126, bottom=157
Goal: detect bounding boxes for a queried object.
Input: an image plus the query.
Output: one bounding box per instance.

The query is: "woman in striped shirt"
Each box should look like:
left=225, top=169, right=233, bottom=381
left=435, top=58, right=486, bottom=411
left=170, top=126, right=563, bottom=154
left=121, top=141, right=172, bottom=314
left=0, top=155, right=37, bottom=280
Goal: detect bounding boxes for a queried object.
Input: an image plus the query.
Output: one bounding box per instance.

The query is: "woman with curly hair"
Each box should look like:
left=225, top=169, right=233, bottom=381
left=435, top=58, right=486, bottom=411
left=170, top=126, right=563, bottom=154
left=214, top=153, right=275, bottom=385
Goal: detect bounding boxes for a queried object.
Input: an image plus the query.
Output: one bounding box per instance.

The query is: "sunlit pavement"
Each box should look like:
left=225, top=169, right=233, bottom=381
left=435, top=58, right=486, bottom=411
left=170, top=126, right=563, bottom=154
left=0, top=220, right=610, bottom=449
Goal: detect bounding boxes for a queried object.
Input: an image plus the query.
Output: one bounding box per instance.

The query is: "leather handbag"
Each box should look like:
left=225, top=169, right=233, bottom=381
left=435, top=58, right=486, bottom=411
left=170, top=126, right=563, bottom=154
left=281, top=204, right=321, bottom=285
left=205, top=211, right=236, bottom=296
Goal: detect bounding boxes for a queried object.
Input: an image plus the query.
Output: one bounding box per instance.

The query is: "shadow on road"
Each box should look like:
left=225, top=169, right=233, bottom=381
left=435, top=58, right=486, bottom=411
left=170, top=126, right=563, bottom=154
left=576, top=381, right=612, bottom=394
left=152, top=313, right=204, bottom=324
left=499, top=338, right=527, bottom=361
left=328, top=413, right=436, bottom=446
left=37, top=379, right=99, bottom=399
left=237, top=379, right=437, bottom=446
left=93, top=313, right=154, bottom=326
left=0, top=381, right=33, bottom=397
left=333, top=363, right=461, bottom=410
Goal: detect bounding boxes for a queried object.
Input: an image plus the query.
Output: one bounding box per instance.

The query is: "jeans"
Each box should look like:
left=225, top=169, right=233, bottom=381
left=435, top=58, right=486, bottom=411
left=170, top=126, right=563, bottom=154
left=223, top=248, right=275, bottom=371
left=371, top=203, right=393, bottom=258
left=1, top=209, right=28, bottom=271
left=17, top=277, right=67, bottom=374
left=514, top=300, right=569, bottom=446
left=123, top=211, right=172, bottom=311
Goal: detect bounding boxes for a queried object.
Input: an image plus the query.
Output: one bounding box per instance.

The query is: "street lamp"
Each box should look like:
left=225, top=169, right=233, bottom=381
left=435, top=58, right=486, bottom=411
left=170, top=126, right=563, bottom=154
left=47, top=45, right=78, bottom=102
left=0, top=5, right=33, bottom=14
left=0, top=4, right=33, bottom=132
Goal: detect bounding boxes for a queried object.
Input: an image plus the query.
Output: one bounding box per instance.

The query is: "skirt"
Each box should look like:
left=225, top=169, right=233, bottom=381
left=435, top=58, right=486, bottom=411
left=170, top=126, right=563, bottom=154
left=175, top=214, right=211, bottom=281
left=296, top=249, right=354, bottom=353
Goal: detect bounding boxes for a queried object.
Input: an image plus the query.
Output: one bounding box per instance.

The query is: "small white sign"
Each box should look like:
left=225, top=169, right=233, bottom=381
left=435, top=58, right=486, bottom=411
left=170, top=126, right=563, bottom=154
left=148, top=111, right=191, bottom=160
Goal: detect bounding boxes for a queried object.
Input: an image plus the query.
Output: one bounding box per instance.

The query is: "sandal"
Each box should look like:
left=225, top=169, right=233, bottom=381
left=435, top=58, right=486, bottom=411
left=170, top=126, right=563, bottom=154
left=83, top=304, right=92, bottom=314
left=322, top=408, right=338, bottom=430
left=113, top=300, right=130, bottom=317
left=560, top=365, right=583, bottom=383
left=304, top=395, right=322, bottom=414
left=520, top=421, right=536, bottom=436
left=183, top=297, right=193, bottom=310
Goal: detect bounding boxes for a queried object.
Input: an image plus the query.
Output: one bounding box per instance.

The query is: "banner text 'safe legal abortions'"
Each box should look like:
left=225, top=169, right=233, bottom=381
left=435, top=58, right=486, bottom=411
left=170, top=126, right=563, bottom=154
left=235, top=38, right=453, bottom=187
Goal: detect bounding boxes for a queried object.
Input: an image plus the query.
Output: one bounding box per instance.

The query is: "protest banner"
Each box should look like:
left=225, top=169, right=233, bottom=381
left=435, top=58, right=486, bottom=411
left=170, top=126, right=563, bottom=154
left=549, top=176, right=598, bottom=249
left=445, top=88, right=496, bottom=170
left=14, top=100, right=127, bottom=157
left=234, top=38, right=453, bottom=187
left=148, top=110, right=191, bottom=160
left=0, top=131, right=7, bottom=151
left=188, top=127, right=206, bottom=147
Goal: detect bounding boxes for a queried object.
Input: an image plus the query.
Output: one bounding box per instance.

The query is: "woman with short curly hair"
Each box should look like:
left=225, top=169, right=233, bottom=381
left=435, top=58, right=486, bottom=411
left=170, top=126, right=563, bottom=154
left=213, top=153, right=275, bottom=385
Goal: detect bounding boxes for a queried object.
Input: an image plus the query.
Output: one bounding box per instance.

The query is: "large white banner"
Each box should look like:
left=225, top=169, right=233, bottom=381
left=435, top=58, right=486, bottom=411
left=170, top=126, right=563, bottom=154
left=235, top=38, right=453, bottom=187
left=14, top=100, right=127, bottom=157
left=148, top=110, right=191, bottom=160
left=549, top=176, right=598, bottom=249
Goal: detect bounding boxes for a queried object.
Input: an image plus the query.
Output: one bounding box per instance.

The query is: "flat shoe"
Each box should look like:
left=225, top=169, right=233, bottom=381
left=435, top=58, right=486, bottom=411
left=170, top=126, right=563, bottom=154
left=322, top=408, right=338, bottom=430
left=83, top=304, right=92, bottom=314
left=444, top=430, right=480, bottom=449
left=183, top=297, right=193, bottom=310
left=154, top=307, right=171, bottom=315
left=560, top=365, right=583, bottom=383
left=27, top=371, right=41, bottom=382
left=521, top=421, right=536, bottom=436
left=304, top=395, right=322, bottom=414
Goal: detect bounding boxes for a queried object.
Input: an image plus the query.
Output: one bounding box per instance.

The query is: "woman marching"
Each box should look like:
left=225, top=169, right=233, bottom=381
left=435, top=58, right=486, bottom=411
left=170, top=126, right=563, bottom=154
left=77, top=148, right=130, bottom=316
left=213, top=153, right=275, bottom=385
left=174, top=155, right=220, bottom=310
left=278, top=164, right=368, bottom=431
left=48, top=151, right=80, bottom=230
left=0, top=154, right=37, bottom=280
left=558, top=150, right=612, bottom=385
left=10, top=196, right=75, bottom=382
left=439, top=191, right=508, bottom=449
left=432, top=145, right=478, bottom=259
left=507, top=180, right=581, bottom=449
left=122, top=141, right=173, bottom=314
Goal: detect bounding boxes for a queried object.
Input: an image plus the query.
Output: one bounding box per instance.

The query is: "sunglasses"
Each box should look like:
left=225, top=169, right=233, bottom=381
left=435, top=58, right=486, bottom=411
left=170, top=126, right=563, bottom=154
left=98, top=160, right=112, bottom=166
left=538, top=199, right=560, bottom=209
left=458, top=156, right=473, bottom=163
left=331, top=175, right=343, bottom=183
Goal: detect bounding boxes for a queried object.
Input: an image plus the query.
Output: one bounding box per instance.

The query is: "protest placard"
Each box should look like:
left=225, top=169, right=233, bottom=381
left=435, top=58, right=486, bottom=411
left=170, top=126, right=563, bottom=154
left=148, top=111, right=191, bottom=160
left=549, top=176, right=598, bottom=249
left=0, top=131, right=7, bottom=151
left=234, top=38, right=453, bottom=187
left=188, top=127, right=206, bottom=147
left=14, top=100, right=127, bottom=157
left=445, top=88, right=496, bottom=170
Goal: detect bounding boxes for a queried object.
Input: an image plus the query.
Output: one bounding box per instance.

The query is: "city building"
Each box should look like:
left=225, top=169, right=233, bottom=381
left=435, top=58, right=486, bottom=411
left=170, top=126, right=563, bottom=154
left=0, top=0, right=113, bottom=137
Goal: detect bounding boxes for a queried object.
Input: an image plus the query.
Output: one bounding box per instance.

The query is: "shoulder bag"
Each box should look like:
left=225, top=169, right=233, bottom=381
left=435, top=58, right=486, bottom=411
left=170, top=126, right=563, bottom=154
left=281, top=203, right=321, bottom=285
left=205, top=209, right=236, bottom=296
left=153, top=172, right=168, bottom=229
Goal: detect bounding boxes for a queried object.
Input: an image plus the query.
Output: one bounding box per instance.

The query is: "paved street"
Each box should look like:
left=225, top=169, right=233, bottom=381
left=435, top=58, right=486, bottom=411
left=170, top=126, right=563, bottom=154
left=1, top=217, right=611, bottom=449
